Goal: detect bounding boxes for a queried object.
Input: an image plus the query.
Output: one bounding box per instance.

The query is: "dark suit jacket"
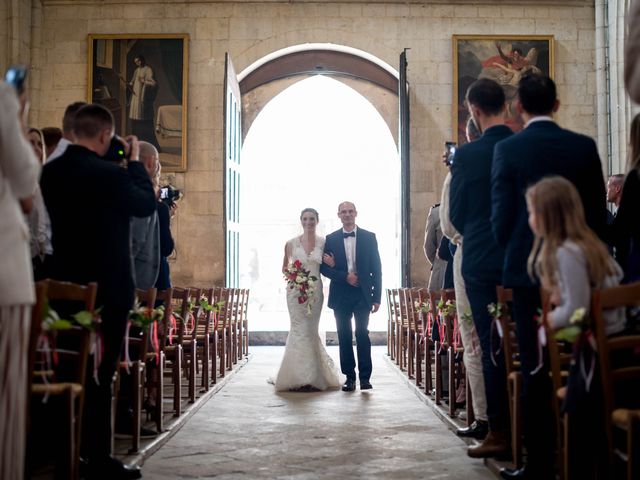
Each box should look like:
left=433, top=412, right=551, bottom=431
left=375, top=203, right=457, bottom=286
left=41, top=144, right=156, bottom=309
left=155, top=200, right=175, bottom=291
left=320, top=227, right=382, bottom=309
left=450, top=124, right=513, bottom=284
left=610, top=168, right=640, bottom=281
left=491, top=120, right=607, bottom=287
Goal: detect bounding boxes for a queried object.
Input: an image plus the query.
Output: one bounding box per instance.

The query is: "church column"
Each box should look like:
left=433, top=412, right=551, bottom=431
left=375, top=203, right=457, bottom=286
left=596, top=0, right=636, bottom=176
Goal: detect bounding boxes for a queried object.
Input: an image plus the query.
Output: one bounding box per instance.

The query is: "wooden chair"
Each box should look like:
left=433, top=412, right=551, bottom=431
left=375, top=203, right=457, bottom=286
left=402, top=288, right=415, bottom=378
left=411, top=288, right=428, bottom=388
left=426, top=290, right=439, bottom=397
left=398, top=288, right=411, bottom=373
left=209, top=286, right=225, bottom=383
left=30, top=280, right=97, bottom=480
left=146, top=287, right=172, bottom=432
left=116, top=287, right=156, bottom=453
left=386, top=289, right=394, bottom=359
left=193, top=287, right=214, bottom=392
left=442, top=288, right=464, bottom=417
left=237, top=288, right=246, bottom=360
left=541, top=291, right=572, bottom=480
left=496, top=285, right=523, bottom=469
left=241, top=288, right=250, bottom=357
left=592, top=282, right=640, bottom=480
left=216, top=288, right=231, bottom=376
left=159, top=287, right=187, bottom=416
left=178, top=287, right=201, bottom=404
left=388, top=288, right=401, bottom=364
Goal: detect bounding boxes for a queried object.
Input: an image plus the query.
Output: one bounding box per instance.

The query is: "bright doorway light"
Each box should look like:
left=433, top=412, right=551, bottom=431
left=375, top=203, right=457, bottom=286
left=240, top=75, right=400, bottom=331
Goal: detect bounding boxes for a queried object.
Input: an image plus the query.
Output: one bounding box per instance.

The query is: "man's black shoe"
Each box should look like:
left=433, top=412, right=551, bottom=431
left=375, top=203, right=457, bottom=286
left=500, top=466, right=555, bottom=480
left=456, top=420, right=488, bottom=440
left=85, top=456, right=142, bottom=479
left=360, top=380, right=373, bottom=390
left=342, top=379, right=356, bottom=392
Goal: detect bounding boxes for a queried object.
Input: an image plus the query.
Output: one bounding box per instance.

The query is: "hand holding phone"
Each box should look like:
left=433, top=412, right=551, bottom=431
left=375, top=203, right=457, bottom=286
left=444, top=141, right=457, bottom=167
left=5, top=65, right=28, bottom=94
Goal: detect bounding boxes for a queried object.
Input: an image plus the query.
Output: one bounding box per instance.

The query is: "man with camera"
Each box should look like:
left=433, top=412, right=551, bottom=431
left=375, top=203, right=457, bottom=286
left=449, top=78, right=513, bottom=460
left=41, top=104, right=156, bottom=479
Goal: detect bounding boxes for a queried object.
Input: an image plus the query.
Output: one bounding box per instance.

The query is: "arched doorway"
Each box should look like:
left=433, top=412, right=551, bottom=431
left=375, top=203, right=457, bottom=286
left=223, top=45, right=409, bottom=333
left=240, top=75, right=400, bottom=331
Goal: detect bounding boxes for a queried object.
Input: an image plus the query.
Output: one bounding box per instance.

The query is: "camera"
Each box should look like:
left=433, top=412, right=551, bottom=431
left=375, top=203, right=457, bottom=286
left=160, top=185, right=182, bottom=207
left=103, top=136, right=129, bottom=164
left=444, top=141, right=457, bottom=167
left=5, top=65, right=28, bottom=94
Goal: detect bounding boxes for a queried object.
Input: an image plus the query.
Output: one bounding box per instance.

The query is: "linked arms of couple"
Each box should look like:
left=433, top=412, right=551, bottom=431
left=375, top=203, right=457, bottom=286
left=321, top=252, right=380, bottom=313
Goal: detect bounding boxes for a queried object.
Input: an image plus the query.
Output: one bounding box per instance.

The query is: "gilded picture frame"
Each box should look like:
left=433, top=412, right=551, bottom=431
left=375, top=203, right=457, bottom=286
left=87, top=34, right=189, bottom=172
left=453, top=35, right=555, bottom=146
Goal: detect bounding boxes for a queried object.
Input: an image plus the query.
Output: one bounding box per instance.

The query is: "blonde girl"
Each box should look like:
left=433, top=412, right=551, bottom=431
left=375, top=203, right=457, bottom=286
left=526, top=176, right=625, bottom=335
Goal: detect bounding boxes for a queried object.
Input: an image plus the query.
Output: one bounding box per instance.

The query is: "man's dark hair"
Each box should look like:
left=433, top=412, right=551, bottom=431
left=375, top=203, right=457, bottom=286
left=465, top=78, right=506, bottom=116
left=517, top=73, right=557, bottom=116
left=41, top=127, right=62, bottom=149
left=62, top=101, right=87, bottom=134
left=72, top=104, right=114, bottom=139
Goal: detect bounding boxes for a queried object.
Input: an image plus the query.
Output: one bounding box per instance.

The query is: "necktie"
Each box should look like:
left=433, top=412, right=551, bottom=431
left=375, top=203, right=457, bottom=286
left=343, top=231, right=355, bottom=238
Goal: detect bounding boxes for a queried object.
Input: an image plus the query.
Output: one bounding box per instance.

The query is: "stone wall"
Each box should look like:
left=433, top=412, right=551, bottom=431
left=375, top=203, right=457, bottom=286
left=1, top=0, right=34, bottom=78
left=27, top=0, right=599, bottom=287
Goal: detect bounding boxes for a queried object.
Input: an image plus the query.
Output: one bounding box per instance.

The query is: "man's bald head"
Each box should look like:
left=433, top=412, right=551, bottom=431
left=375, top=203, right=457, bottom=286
left=139, top=141, right=159, bottom=178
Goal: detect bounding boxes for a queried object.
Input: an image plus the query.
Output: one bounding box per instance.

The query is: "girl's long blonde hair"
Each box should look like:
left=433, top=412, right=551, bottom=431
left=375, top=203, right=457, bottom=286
left=526, top=176, right=615, bottom=290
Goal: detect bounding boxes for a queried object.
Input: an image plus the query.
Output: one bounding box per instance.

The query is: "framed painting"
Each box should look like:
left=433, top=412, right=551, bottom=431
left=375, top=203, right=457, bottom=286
left=453, top=35, right=554, bottom=146
left=87, top=34, right=189, bottom=172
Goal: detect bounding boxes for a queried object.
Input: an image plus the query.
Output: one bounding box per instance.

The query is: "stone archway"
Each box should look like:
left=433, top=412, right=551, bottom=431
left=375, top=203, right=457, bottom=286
left=237, top=43, right=400, bottom=146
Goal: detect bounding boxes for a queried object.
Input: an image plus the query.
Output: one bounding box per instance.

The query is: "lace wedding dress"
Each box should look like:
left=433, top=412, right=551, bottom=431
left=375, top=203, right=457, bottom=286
left=272, top=235, right=344, bottom=391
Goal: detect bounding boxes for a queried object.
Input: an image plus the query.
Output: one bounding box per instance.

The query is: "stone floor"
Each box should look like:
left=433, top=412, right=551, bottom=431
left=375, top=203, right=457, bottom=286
left=142, top=346, right=495, bottom=479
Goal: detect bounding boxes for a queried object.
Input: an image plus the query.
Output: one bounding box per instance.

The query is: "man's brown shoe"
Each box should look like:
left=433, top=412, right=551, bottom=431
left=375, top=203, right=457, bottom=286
left=467, top=430, right=509, bottom=458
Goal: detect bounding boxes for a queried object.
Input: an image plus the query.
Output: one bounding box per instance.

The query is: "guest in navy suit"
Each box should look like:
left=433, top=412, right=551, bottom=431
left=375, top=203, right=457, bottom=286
left=491, top=74, right=607, bottom=480
left=450, top=78, right=513, bottom=460
left=320, top=201, right=382, bottom=392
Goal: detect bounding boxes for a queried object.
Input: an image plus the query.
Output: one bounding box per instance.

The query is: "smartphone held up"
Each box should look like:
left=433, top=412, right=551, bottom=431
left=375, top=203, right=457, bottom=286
left=444, top=141, right=457, bottom=167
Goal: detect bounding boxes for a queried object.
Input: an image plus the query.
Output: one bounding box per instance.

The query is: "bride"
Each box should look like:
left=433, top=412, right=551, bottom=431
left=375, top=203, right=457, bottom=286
left=271, top=208, right=344, bottom=391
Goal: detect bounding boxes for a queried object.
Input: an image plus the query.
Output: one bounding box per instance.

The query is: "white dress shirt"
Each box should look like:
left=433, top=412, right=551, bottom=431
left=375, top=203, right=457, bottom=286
left=343, top=226, right=357, bottom=274
left=46, top=137, right=71, bottom=163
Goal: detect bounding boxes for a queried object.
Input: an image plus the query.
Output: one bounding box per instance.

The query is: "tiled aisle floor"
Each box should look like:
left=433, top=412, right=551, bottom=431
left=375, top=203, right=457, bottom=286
left=142, top=346, right=494, bottom=479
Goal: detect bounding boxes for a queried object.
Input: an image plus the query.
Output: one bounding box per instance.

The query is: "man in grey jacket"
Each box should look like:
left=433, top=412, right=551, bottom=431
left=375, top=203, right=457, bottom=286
left=424, top=203, right=447, bottom=291
left=130, top=141, right=161, bottom=289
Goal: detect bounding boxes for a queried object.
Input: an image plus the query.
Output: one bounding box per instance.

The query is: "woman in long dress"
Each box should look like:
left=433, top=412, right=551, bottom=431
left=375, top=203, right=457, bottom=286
left=272, top=208, right=344, bottom=391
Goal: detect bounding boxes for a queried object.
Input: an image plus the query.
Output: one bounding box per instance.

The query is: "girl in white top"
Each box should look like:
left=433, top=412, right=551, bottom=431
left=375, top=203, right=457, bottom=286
left=526, top=176, right=625, bottom=336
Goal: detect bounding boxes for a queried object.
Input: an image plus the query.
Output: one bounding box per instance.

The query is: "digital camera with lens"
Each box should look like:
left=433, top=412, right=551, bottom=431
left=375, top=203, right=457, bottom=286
left=103, top=136, right=128, bottom=164
left=160, top=185, right=182, bottom=207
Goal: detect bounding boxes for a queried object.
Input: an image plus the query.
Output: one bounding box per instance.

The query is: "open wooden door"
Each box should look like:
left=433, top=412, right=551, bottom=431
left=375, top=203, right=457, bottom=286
left=399, top=49, right=410, bottom=287
left=223, top=53, right=242, bottom=288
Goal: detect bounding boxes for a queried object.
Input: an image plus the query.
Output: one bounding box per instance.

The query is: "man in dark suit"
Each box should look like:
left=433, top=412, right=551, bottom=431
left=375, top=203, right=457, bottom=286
left=320, top=201, right=382, bottom=392
left=491, top=74, right=607, bottom=480
left=41, top=104, right=156, bottom=479
left=450, top=78, right=512, bottom=460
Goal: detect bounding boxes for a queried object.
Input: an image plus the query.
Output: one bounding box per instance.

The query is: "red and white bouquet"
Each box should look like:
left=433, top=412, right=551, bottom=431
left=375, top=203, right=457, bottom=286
left=284, top=259, right=318, bottom=314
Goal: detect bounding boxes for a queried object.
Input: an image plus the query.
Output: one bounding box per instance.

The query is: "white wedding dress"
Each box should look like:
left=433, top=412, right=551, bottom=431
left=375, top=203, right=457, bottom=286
left=272, top=236, right=345, bottom=391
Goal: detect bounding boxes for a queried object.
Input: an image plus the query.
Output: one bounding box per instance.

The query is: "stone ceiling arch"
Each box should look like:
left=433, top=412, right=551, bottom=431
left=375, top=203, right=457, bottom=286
left=233, top=41, right=401, bottom=144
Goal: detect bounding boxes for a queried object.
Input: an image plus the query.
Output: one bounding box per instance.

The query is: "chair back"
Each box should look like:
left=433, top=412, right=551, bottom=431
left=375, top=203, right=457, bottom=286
left=592, top=282, right=640, bottom=459
left=496, top=286, right=519, bottom=376
left=131, top=287, right=157, bottom=360
left=38, top=280, right=98, bottom=385
left=155, top=287, right=174, bottom=349
left=170, top=287, right=192, bottom=344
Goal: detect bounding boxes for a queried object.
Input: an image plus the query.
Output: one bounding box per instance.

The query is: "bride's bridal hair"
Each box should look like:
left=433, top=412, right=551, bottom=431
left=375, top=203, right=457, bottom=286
left=300, top=208, right=319, bottom=220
